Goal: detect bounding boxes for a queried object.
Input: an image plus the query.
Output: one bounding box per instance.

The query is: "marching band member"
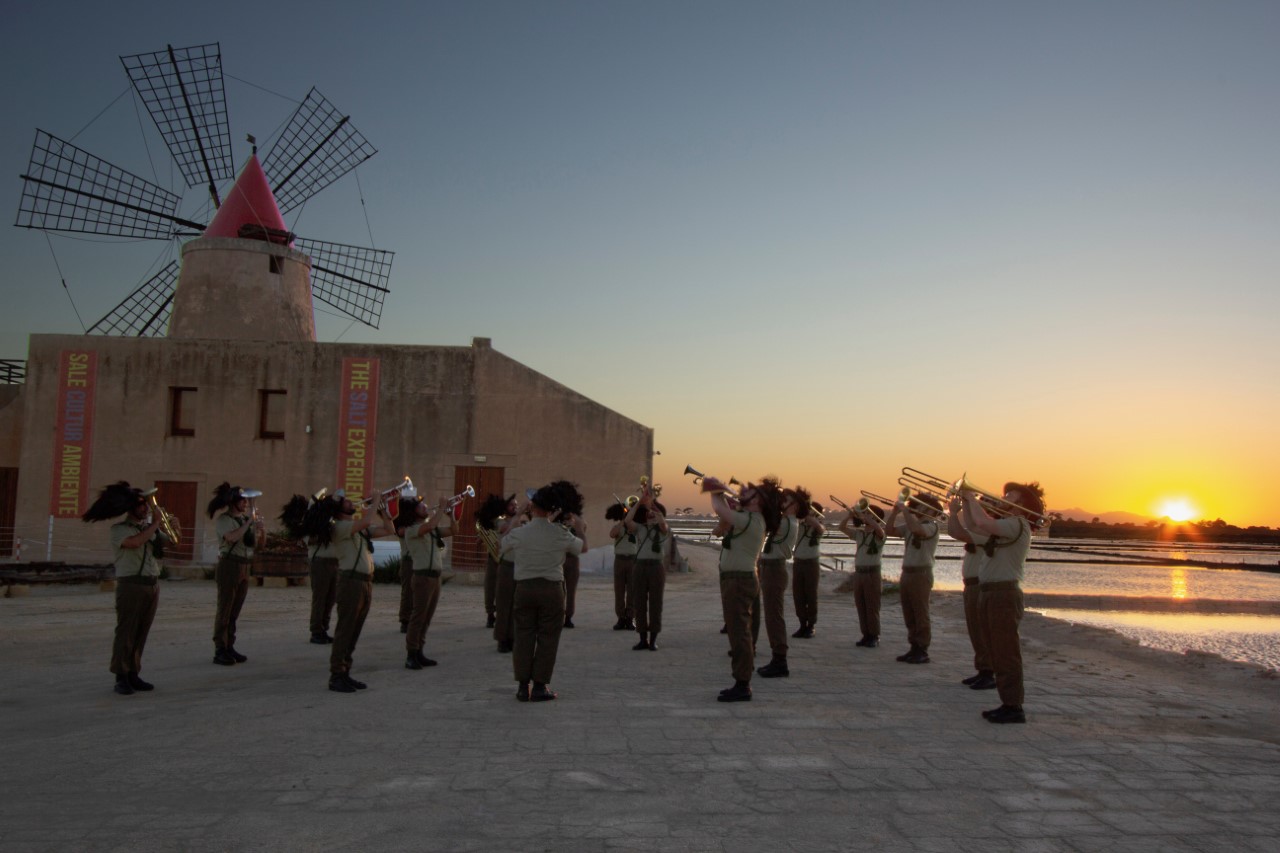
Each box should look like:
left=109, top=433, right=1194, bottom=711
left=478, top=493, right=516, bottom=631
left=280, top=491, right=339, bottom=645
left=607, top=500, right=638, bottom=631
left=790, top=495, right=824, bottom=639
left=396, top=508, right=415, bottom=635
left=756, top=483, right=800, bottom=678
left=326, top=491, right=393, bottom=694
left=400, top=491, right=453, bottom=670
left=838, top=502, right=886, bottom=648
left=948, top=497, right=995, bottom=690
left=83, top=482, right=172, bottom=696
left=884, top=492, right=943, bottom=664
left=627, top=492, right=670, bottom=651
left=207, top=483, right=263, bottom=667
left=710, top=477, right=781, bottom=702
left=492, top=499, right=528, bottom=654
left=500, top=481, right=586, bottom=702
left=960, top=481, right=1045, bottom=724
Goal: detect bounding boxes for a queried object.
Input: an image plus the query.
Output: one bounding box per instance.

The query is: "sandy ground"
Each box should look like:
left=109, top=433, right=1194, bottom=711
left=1, top=541, right=1277, bottom=852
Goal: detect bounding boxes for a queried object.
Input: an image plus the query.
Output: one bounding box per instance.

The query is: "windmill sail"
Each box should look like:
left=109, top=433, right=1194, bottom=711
left=295, top=238, right=393, bottom=329
left=87, top=262, right=181, bottom=337
left=261, top=88, right=378, bottom=215
left=120, top=42, right=234, bottom=200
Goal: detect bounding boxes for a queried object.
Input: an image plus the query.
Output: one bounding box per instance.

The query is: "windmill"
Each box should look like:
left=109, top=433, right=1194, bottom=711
left=14, top=42, right=393, bottom=338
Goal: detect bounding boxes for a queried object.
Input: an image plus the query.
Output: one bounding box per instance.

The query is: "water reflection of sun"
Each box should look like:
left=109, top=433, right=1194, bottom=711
left=1169, top=567, right=1188, bottom=599
left=1156, top=498, right=1198, bottom=523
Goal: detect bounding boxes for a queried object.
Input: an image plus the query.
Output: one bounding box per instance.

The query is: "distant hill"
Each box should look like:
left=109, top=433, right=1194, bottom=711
left=1054, top=507, right=1153, bottom=525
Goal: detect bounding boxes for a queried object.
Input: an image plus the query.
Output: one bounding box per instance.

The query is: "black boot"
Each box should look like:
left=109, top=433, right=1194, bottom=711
left=227, top=647, right=247, bottom=663
left=405, top=653, right=423, bottom=670
left=114, top=675, right=134, bottom=696
left=127, top=672, right=154, bottom=692
left=757, top=658, right=790, bottom=678
left=717, top=680, right=752, bottom=702
left=647, top=631, right=659, bottom=651
left=213, top=647, right=236, bottom=666
left=632, top=632, right=649, bottom=651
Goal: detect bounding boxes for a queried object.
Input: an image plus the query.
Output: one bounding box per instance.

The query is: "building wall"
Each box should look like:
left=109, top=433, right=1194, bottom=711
left=13, top=334, right=651, bottom=564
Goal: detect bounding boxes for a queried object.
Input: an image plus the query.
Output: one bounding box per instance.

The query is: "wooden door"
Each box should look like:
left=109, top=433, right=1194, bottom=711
left=155, top=480, right=199, bottom=562
left=0, top=467, right=16, bottom=557
left=451, top=466, right=505, bottom=571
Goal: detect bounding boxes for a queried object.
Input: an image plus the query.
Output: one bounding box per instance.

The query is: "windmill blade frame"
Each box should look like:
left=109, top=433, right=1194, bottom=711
left=262, top=88, right=378, bottom=215
left=120, top=42, right=234, bottom=201
left=294, top=237, right=393, bottom=329
left=87, top=261, right=181, bottom=337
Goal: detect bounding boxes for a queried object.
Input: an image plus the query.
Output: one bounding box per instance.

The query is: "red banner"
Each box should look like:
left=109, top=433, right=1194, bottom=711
left=49, top=350, right=98, bottom=518
left=336, top=357, right=380, bottom=502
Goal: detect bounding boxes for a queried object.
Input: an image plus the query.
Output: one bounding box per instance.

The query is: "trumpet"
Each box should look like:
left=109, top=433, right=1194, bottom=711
left=144, top=492, right=181, bottom=546
left=447, top=485, right=476, bottom=508
left=358, top=476, right=413, bottom=508
left=241, top=488, right=264, bottom=546
left=683, top=465, right=737, bottom=497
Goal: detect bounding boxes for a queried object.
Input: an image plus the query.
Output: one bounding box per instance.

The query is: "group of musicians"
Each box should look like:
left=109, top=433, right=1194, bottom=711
left=83, top=470, right=1044, bottom=722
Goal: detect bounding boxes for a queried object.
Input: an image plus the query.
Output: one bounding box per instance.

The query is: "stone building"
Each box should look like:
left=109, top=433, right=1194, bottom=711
left=0, top=158, right=652, bottom=570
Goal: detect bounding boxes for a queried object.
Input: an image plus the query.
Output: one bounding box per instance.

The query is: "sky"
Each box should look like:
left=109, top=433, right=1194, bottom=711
left=2, top=1, right=1278, bottom=526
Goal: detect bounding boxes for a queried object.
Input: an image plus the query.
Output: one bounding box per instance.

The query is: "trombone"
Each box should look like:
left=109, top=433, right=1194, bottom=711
left=950, top=474, right=1050, bottom=527
left=683, top=465, right=738, bottom=498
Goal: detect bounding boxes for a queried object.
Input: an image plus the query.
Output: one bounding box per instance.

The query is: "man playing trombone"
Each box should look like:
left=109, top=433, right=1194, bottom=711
left=791, top=497, right=825, bottom=640
left=957, top=480, right=1046, bottom=724
left=837, top=500, right=887, bottom=648
left=884, top=491, right=943, bottom=664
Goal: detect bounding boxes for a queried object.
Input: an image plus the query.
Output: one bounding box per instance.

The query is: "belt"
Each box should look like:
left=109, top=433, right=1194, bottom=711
left=311, top=556, right=339, bottom=568
left=980, top=581, right=1020, bottom=592
left=901, top=565, right=932, bottom=573
left=338, top=569, right=372, bottom=581
left=413, top=568, right=442, bottom=578
left=963, top=577, right=980, bottom=587
left=220, top=555, right=252, bottom=564
left=515, top=577, right=563, bottom=585
left=117, top=575, right=157, bottom=586
left=719, top=571, right=757, bottom=579
left=855, top=566, right=881, bottom=574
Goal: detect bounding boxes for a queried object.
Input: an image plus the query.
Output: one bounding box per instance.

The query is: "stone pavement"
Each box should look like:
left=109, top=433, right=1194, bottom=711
left=2, top=542, right=1277, bottom=852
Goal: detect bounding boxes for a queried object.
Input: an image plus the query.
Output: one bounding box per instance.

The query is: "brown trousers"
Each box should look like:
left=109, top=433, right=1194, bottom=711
left=899, top=567, right=933, bottom=651
left=613, top=554, right=636, bottom=622
left=563, top=554, right=580, bottom=619
left=330, top=574, right=372, bottom=675
left=791, top=557, right=820, bottom=627
left=309, top=557, right=339, bottom=634
left=484, top=554, right=498, bottom=618
left=493, top=560, right=516, bottom=644
left=963, top=579, right=992, bottom=674
left=720, top=573, right=758, bottom=683
left=398, top=553, right=414, bottom=625
left=631, top=559, right=665, bottom=635
left=110, top=579, right=158, bottom=675
left=406, top=573, right=441, bottom=653
left=852, top=568, right=882, bottom=639
left=757, top=558, right=789, bottom=660
left=512, top=578, right=566, bottom=684
left=212, top=556, right=250, bottom=649
left=979, top=584, right=1025, bottom=706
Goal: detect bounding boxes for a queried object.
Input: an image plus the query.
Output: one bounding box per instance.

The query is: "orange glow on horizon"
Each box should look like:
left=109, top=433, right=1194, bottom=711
left=1155, top=498, right=1198, bottom=523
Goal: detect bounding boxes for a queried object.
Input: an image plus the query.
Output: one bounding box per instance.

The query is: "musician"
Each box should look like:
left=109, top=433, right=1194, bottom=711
left=280, top=491, right=338, bottom=644
left=558, top=483, right=586, bottom=629
left=208, top=483, right=262, bottom=667
left=791, top=496, right=824, bottom=639
left=948, top=497, right=994, bottom=690
left=837, top=503, right=886, bottom=648
left=884, top=492, right=942, bottom=664
left=478, top=493, right=517, bottom=631
left=400, top=494, right=453, bottom=670
left=756, top=484, right=800, bottom=678
left=492, top=500, right=527, bottom=654
left=83, top=482, right=171, bottom=696
left=627, top=493, right=670, bottom=651
left=710, top=477, right=780, bottom=702
left=607, top=501, right=638, bottom=631
left=395, top=508, right=414, bottom=635
left=326, top=491, right=393, bottom=694
left=500, top=481, right=586, bottom=702
left=960, top=482, right=1045, bottom=724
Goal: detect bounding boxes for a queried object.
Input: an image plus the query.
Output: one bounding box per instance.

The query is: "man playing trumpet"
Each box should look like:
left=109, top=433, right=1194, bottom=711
left=957, top=481, right=1045, bottom=724
left=756, top=484, right=801, bottom=678
left=327, top=491, right=394, bottom=694
left=208, top=483, right=263, bottom=667
left=399, top=490, right=453, bottom=670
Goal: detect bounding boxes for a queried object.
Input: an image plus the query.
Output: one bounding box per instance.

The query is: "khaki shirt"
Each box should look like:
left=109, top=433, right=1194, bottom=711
left=332, top=520, right=373, bottom=575
left=633, top=521, right=669, bottom=563
left=896, top=518, right=940, bottom=570
left=309, top=536, right=337, bottom=561
left=215, top=513, right=254, bottom=560
left=763, top=515, right=799, bottom=561
left=501, top=517, right=583, bottom=582
left=718, top=510, right=767, bottom=574
left=977, top=516, right=1031, bottom=584
left=844, top=527, right=884, bottom=569
left=406, top=516, right=451, bottom=571
left=792, top=522, right=822, bottom=560
left=111, top=520, right=162, bottom=579
left=612, top=525, right=640, bottom=558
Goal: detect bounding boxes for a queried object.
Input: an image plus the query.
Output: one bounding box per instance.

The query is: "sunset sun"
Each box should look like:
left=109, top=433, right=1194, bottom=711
left=1156, top=498, right=1198, bottom=523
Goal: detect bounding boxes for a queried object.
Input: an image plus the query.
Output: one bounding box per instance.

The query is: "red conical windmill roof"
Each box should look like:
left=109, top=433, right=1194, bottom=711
left=203, top=154, right=292, bottom=244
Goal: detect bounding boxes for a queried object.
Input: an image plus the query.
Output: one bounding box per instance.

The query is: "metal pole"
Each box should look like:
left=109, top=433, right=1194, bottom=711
left=46, top=515, right=53, bottom=561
